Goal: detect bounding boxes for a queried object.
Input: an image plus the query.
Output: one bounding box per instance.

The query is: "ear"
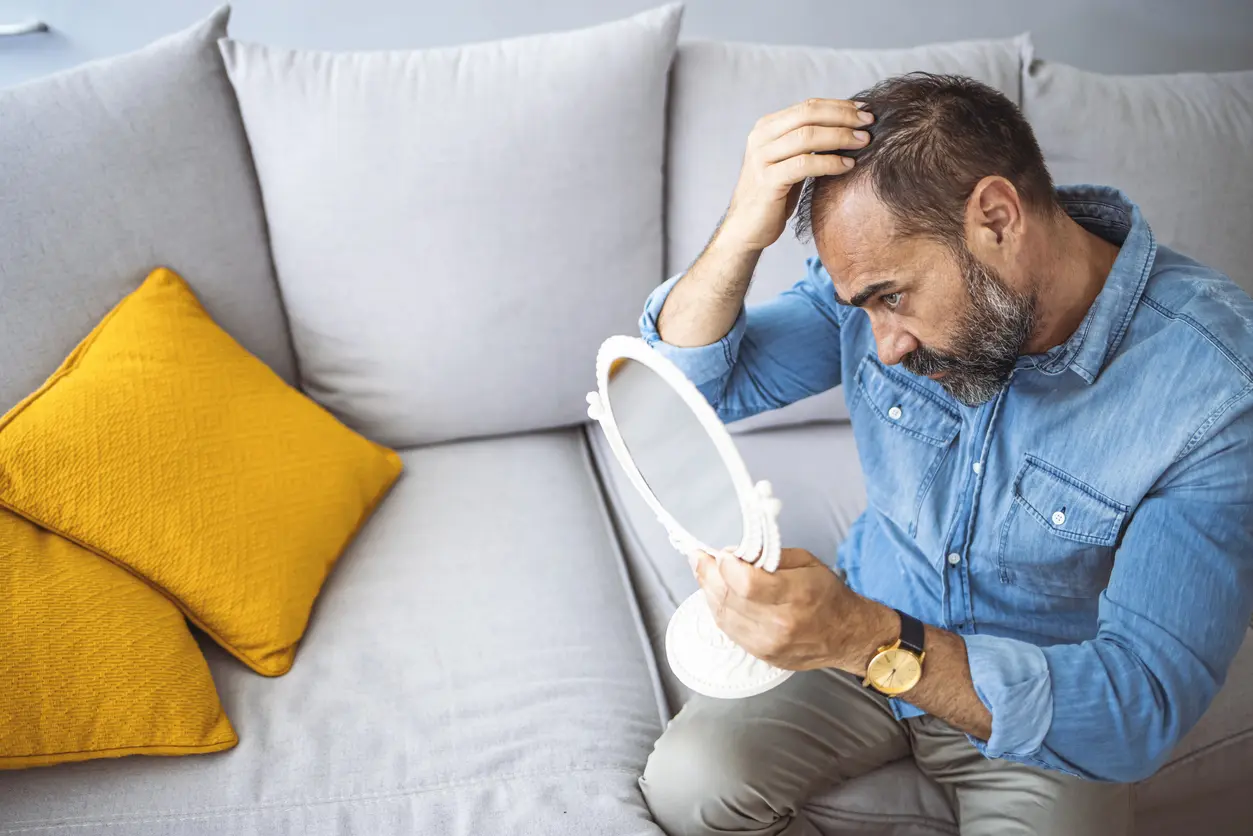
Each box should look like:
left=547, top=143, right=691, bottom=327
left=965, top=176, right=1023, bottom=260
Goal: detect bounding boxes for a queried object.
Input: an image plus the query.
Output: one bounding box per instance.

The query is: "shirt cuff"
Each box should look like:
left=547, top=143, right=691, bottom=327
left=639, top=274, right=746, bottom=390
left=962, top=633, right=1054, bottom=758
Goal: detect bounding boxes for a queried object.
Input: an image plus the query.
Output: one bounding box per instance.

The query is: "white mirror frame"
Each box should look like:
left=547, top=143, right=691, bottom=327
left=587, top=336, right=795, bottom=699
left=586, top=335, right=782, bottom=572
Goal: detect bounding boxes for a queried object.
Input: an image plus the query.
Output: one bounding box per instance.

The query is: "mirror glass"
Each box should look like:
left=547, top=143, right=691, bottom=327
left=607, top=358, right=743, bottom=551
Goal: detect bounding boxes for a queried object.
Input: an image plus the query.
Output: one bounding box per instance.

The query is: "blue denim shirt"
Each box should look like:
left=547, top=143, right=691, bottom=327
left=640, top=186, right=1253, bottom=782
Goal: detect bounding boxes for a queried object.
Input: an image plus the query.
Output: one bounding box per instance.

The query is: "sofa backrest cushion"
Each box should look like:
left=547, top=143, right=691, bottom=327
left=0, top=6, right=296, bottom=414
left=666, top=37, right=1025, bottom=431
left=220, top=5, right=683, bottom=448
left=1024, top=59, right=1253, bottom=295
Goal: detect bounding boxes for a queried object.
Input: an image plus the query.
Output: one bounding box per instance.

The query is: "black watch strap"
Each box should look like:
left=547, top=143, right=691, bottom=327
left=895, top=610, right=925, bottom=656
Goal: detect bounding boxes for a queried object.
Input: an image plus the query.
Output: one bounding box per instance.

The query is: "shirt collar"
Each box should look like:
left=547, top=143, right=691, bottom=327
left=1020, top=185, right=1157, bottom=384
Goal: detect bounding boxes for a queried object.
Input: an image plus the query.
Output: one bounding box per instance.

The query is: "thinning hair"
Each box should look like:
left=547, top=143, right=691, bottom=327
left=794, top=72, right=1060, bottom=249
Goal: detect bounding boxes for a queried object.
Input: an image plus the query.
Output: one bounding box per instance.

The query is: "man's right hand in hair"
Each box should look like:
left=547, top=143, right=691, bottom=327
left=655, top=99, right=871, bottom=348
left=720, top=98, right=874, bottom=253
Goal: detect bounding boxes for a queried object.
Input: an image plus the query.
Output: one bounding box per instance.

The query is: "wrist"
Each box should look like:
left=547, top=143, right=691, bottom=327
left=830, top=597, right=899, bottom=676
left=708, top=217, right=767, bottom=260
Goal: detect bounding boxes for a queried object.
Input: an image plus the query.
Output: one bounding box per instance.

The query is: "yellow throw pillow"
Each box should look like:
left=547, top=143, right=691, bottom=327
left=0, top=268, right=403, bottom=676
left=0, top=509, right=237, bottom=769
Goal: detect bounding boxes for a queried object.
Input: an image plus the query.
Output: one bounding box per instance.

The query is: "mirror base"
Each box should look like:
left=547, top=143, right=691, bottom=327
left=665, top=590, right=794, bottom=700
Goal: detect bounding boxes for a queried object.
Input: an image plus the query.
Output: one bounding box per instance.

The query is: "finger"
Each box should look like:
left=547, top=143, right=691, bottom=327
left=760, top=125, right=870, bottom=164
left=776, top=547, right=823, bottom=570
left=693, top=551, right=725, bottom=595
left=716, top=550, right=755, bottom=595
left=716, top=552, right=791, bottom=605
left=700, top=562, right=733, bottom=622
left=756, top=98, right=873, bottom=142
left=767, top=152, right=855, bottom=189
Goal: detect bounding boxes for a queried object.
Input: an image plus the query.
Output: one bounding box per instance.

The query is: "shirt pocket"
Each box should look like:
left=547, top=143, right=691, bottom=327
left=998, top=456, right=1128, bottom=599
left=849, top=355, right=960, bottom=537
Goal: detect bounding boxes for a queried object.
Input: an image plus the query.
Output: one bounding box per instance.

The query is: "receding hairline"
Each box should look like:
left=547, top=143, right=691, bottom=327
left=794, top=71, right=1061, bottom=249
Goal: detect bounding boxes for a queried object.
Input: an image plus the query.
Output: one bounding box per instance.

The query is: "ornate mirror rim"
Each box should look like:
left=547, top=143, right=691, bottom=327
left=586, top=335, right=781, bottom=573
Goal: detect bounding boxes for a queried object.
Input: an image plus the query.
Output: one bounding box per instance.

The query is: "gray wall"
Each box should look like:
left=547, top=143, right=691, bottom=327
left=1, top=0, right=1251, bottom=89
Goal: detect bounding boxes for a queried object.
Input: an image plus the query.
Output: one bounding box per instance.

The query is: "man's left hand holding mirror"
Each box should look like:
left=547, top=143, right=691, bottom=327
left=587, top=335, right=793, bottom=699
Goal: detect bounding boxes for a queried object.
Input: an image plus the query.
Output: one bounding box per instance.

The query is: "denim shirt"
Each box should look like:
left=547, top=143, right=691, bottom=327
left=640, top=186, right=1253, bottom=782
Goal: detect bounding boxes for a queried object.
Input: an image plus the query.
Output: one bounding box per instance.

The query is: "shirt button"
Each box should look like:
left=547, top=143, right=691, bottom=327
left=888, top=405, right=903, bottom=420
left=1052, top=510, right=1066, bottom=526
left=972, top=461, right=982, bottom=475
left=947, top=552, right=962, bottom=566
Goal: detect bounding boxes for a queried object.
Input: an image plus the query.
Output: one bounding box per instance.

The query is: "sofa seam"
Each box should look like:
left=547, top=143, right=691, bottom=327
left=1151, top=726, right=1253, bottom=781
left=579, top=424, right=673, bottom=727
left=582, top=424, right=685, bottom=624
left=0, top=765, right=645, bottom=832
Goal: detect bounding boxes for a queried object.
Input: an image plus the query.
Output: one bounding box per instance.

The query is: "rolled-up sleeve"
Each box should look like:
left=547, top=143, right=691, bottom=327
left=639, top=257, right=846, bottom=423
left=640, top=274, right=747, bottom=397
left=963, top=634, right=1054, bottom=759
left=963, top=409, right=1253, bottom=781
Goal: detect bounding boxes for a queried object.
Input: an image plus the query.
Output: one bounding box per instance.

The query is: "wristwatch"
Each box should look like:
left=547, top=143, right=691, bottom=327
left=862, top=610, right=926, bottom=696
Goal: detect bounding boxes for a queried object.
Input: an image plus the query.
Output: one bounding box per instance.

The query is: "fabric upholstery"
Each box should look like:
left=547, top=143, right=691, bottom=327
left=0, top=268, right=402, bottom=677
left=1024, top=58, right=1253, bottom=295
left=0, top=509, right=235, bottom=770
left=0, top=6, right=295, bottom=417
left=0, top=430, right=666, bottom=835
left=218, top=6, right=682, bottom=448
left=665, top=36, right=1026, bottom=432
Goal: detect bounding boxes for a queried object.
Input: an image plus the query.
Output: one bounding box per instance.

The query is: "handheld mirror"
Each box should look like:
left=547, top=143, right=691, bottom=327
left=586, top=335, right=793, bottom=699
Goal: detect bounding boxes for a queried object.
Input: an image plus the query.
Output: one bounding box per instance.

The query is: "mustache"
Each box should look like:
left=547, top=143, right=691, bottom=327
left=902, top=345, right=966, bottom=376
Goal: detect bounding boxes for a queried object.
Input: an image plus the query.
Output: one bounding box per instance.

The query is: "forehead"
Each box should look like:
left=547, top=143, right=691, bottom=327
left=814, top=183, right=943, bottom=291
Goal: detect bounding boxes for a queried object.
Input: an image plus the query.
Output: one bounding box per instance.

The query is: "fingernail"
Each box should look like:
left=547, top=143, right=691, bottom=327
left=853, top=130, right=869, bottom=142
left=858, top=110, right=874, bottom=124
left=842, top=157, right=855, bottom=168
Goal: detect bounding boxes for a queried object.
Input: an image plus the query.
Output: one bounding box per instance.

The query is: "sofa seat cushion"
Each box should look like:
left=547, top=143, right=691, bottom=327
left=0, top=6, right=297, bottom=416
left=665, top=36, right=1025, bottom=433
left=0, top=430, right=667, bottom=836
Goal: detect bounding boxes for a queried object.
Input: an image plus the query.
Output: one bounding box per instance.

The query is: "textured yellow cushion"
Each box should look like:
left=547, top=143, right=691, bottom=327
left=0, top=509, right=236, bottom=769
left=0, top=268, right=403, bottom=676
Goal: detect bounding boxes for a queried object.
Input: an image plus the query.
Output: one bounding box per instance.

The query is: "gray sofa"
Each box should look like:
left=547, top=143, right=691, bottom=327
left=1, top=6, right=1251, bottom=835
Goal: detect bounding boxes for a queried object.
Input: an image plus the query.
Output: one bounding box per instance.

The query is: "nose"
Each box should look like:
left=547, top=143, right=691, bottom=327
left=872, top=318, right=918, bottom=366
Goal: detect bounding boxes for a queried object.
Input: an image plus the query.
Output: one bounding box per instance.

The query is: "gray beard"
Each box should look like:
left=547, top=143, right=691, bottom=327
left=902, top=247, right=1037, bottom=407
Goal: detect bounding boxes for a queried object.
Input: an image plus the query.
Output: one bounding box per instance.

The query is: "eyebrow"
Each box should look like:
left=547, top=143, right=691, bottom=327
left=833, top=280, right=898, bottom=308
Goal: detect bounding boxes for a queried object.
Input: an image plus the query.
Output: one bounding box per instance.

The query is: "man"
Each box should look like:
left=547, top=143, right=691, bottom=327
left=637, top=73, right=1253, bottom=836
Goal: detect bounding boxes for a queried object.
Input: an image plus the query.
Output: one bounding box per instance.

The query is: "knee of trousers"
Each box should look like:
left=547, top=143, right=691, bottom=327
left=640, top=710, right=778, bottom=834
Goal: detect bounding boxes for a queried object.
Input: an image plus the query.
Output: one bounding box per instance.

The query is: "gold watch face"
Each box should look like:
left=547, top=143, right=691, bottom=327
left=866, top=648, right=923, bottom=696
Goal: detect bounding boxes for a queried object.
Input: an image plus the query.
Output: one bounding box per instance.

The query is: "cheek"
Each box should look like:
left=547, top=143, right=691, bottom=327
left=909, top=293, right=968, bottom=349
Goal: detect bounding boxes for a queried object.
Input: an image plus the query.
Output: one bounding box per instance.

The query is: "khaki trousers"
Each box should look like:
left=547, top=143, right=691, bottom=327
left=640, top=668, right=1133, bottom=836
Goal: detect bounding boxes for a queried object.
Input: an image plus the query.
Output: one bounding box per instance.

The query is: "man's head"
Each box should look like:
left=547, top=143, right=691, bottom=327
left=794, top=73, right=1062, bottom=405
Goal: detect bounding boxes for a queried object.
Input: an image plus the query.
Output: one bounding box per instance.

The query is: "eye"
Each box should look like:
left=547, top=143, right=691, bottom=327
left=881, top=292, right=903, bottom=310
